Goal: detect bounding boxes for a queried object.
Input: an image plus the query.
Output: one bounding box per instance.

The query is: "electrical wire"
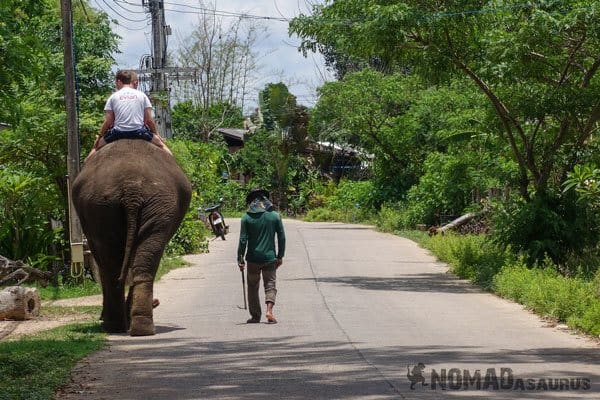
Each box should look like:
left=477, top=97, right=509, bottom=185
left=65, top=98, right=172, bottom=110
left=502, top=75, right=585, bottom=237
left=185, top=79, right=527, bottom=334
left=112, top=0, right=147, bottom=15
left=125, top=1, right=585, bottom=25
left=93, top=0, right=150, bottom=31
left=99, top=0, right=148, bottom=23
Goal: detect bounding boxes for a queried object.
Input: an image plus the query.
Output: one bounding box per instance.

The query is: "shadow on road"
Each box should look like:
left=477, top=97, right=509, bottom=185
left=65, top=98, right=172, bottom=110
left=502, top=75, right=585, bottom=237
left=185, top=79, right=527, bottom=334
left=60, top=335, right=600, bottom=400
left=290, top=274, right=483, bottom=294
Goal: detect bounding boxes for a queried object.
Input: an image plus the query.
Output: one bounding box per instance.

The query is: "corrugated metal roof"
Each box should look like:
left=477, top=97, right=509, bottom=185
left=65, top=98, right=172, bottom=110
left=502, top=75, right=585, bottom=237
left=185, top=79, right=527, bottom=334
left=216, top=128, right=245, bottom=141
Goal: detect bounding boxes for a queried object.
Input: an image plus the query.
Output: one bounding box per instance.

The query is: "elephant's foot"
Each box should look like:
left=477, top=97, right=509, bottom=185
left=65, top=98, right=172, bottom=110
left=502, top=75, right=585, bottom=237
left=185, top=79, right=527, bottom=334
left=102, top=319, right=128, bottom=333
left=129, top=315, right=155, bottom=336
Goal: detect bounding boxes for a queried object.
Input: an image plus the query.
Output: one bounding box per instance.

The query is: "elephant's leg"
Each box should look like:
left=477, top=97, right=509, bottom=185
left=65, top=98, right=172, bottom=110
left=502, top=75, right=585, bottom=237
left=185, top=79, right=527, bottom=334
left=127, top=236, right=165, bottom=336
left=128, top=280, right=155, bottom=336
left=89, top=241, right=128, bottom=333
left=127, top=208, right=179, bottom=336
left=100, top=274, right=127, bottom=332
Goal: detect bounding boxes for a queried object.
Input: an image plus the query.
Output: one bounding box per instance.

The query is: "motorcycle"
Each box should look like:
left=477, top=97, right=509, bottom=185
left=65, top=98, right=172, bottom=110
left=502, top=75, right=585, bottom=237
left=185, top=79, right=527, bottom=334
left=199, top=198, right=228, bottom=240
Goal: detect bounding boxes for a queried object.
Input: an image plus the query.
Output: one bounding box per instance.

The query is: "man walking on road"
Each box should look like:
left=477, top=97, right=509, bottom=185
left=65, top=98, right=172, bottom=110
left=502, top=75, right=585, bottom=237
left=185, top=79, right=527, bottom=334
left=237, top=189, right=286, bottom=324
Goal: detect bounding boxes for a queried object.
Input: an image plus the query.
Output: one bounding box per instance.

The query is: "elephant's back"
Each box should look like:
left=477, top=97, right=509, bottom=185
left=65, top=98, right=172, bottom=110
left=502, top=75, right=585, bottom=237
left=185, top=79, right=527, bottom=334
left=73, top=140, right=191, bottom=208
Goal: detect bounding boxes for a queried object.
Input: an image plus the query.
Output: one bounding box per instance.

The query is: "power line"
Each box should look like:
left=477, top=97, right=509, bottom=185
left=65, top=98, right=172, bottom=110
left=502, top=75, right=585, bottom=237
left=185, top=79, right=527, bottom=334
left=93, top=0, right=150, bottom=31
left=112, top=0, right=147, bottom=15
left=98, top=0, right=148, bottom=23
left=93, top=0, right=590, bottom=30
left=117, top=0, right=290, bottom=21
left=161, top=1, right=585, bottom=24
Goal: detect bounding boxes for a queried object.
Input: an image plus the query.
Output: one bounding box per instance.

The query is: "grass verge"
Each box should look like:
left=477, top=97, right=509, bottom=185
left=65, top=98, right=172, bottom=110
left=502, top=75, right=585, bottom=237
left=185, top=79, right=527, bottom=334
left=406, top=231, right=600, bottom=337
left=155, top=256, right=190, bottom=281
left=32, top=256, right=190, bottom=302
left=0, top=257, right=191, bottom=399
left=0, top=322, right=106, bottom=400
left=36, top=279, right=101, bottom=301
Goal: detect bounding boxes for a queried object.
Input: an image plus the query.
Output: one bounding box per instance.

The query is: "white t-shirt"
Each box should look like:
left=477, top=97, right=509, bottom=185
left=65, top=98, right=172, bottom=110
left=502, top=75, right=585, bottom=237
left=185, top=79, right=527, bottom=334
left=104, top=87, right=152, bottom=131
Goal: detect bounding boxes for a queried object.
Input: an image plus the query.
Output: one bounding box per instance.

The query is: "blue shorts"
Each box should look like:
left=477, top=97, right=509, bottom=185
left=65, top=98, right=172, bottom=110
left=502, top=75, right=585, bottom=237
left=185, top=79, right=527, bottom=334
left=104, top=127, right=153, bottom=143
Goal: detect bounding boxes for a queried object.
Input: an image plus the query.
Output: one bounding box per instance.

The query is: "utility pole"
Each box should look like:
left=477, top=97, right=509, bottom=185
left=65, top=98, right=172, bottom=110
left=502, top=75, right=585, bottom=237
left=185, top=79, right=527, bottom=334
left=60, top=0, right=84, bottom=273
left=146, top=0, right=172, bottom=138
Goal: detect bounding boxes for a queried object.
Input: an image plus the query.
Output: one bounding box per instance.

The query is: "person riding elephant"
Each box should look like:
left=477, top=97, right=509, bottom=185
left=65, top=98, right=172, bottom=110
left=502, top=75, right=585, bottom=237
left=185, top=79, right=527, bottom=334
left=72, top=139, right=191, bottom=336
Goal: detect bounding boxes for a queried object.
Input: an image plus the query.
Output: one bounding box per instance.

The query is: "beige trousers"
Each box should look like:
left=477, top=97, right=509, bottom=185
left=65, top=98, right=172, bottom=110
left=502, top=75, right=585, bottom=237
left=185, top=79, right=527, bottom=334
left=246, top=261, right=277, bottom=319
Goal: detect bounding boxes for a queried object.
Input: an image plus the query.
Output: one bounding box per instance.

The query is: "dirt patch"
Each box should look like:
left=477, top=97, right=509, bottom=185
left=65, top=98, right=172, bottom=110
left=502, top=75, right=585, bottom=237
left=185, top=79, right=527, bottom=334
left=44, top=295, right=103, bottom=308
left=0, top=295, right=102, bottom=341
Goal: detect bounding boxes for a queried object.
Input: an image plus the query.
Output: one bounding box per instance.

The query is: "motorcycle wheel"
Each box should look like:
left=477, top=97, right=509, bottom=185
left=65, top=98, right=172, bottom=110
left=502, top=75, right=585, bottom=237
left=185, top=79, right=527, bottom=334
left=215, top=225, right=226, bottom=240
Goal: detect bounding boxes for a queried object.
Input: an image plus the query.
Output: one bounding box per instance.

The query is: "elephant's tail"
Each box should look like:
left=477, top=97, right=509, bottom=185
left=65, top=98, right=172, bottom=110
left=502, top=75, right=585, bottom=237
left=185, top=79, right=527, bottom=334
left=118, top=205, right=139, bottom=284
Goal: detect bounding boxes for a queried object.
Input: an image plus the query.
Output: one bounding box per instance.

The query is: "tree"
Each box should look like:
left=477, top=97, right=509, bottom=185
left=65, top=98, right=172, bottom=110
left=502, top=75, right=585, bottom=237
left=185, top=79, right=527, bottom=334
left=0, top=1, right=118, bottom=265
left=0, top=168, right=60, bottom=261
left=0, top=0, right=48, bottom=123
left=0, top=1, right=116, bottom=199
left=171, top=100, right=243, bottom=142
left=310, top=69, right=508, bottom=202
left=173, top=1, right=265, bottom=111
left=290, top=1, right=600, bottom=199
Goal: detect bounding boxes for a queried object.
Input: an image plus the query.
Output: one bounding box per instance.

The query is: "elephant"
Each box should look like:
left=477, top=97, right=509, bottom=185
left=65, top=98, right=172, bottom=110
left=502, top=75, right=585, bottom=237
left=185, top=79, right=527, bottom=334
left=72, top=139, right=192, bottom=336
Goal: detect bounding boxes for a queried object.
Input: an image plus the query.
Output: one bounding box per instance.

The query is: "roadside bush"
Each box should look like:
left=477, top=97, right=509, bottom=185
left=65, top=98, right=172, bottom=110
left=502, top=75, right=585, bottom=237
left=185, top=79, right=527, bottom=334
left=304, top=179, right=376, bottom=223
left=490, top=192, right=600, bottom=269
left=376, top=203, right=405, bottom=233
left=217, top=179, right=247, bottom=212
left=169, top=139, right=224, bottom=203
left=304, top=207, right=348, bottom=222
left=402, top=152, right=490, bottom=227
left=327, top=179, right=376, bottom=220
left=424, top=233, right=509, bottom=288
left=166, top=212, right=209, bottom=256
left=594, top=269, right=600, bottom=298
left=409, top=231, right=600, bottom=336
left=493, top=261, right=600, bottom=335
left=0, top=168, right=62, bottom=266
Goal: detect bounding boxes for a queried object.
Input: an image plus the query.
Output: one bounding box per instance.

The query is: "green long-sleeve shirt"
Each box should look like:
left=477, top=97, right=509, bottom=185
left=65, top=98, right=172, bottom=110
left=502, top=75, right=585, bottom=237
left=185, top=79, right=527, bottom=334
left=237, top=209, right=285, bottom=264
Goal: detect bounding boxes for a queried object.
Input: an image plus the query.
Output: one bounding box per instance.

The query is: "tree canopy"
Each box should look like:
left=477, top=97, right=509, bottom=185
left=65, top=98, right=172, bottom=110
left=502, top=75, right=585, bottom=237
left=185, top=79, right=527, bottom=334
left=290, top=0, right=600, bottom=199
left=0, top=0, right=118, bottom=262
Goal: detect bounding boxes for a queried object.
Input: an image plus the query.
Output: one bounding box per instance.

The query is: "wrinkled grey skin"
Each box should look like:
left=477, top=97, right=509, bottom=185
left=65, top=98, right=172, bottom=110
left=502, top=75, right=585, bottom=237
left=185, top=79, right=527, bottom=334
left=72, top=139, right=191, bottom=336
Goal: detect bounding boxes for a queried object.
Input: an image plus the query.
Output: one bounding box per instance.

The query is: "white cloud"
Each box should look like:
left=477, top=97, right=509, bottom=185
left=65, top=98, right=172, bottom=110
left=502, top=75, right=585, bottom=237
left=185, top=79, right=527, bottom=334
left=94, top=0, right=333, bottom=111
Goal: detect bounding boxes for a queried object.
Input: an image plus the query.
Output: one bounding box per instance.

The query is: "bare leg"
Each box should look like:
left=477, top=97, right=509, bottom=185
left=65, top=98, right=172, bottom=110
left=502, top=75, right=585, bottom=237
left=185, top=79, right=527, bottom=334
left=266, top=301, right=277, bottom=323
left=263, top=265, right=277, bottom=323
left=85, top=136, right=107, bottom=161
left=151, top=134, right=173, bottom=156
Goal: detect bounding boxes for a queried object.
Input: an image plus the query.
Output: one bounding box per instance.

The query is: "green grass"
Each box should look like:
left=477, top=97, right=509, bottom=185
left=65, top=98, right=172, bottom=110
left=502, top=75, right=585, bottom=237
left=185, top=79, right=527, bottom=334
left=36, top=279, right=101, bottom=301
left=494, top=263, right=600, bottom=336
left=402, top=230, right=600, bottom=336
left=155, top=256, right=190, bottom=281
left=0, top=257, right=191, bottom=400
left=303, top=206, right=376, bottom=224
left=31, top=256, right=190, bottom=302
left=0, top=322, right=106, bottom=400
left=40, top=305, right=102, bottom=319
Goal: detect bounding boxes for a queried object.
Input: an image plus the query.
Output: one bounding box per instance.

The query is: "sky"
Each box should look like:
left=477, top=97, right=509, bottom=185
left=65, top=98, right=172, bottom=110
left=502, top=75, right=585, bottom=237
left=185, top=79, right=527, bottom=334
left=89, top=0, right=334, bottom=111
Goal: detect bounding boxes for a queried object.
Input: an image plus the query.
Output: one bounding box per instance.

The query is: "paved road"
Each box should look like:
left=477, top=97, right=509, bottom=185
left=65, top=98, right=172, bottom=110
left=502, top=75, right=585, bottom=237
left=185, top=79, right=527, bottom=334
left=59, top=219, right=599, bottom=399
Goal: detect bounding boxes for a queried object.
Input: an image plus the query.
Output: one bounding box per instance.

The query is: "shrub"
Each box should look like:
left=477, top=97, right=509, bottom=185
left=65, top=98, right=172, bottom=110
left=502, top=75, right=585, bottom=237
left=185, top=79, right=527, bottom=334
left=493, top=261, right=600, bottom=335
left=0, top=168, right=62, bottom=265
left=304, top=207, right=347, bottom=222
left=166, top=214, right=208, bottom=256
left=424, top=233, right=509, bottom=288
left=490, top=192, right=600, bottom=268
left=376, top=204, right=405, bottom=233
left=327, top=179, right=375, bottom=209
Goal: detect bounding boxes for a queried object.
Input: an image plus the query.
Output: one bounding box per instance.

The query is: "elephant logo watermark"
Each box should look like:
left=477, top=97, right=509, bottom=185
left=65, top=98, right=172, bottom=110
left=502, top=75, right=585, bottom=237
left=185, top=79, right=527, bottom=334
left=405, top=364, right=592, bottom=392
left=407, top=363, right=428, bottom=390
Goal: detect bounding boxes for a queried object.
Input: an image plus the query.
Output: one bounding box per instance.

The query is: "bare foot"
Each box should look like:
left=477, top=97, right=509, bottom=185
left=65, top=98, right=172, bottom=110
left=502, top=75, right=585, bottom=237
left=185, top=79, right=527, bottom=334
left=266, top=311, right=277, bottom=324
